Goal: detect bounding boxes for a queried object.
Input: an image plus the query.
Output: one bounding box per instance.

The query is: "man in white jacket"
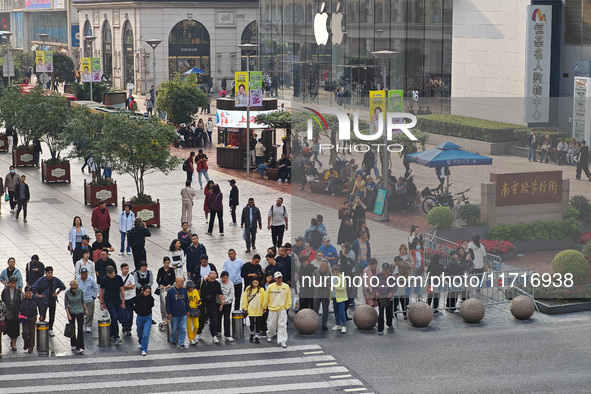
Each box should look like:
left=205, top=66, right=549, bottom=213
left=119, top=203, right=135, bottom=256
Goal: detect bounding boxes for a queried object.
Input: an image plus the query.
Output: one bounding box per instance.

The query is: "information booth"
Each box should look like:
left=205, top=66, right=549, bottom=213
left=216, top=98, right=278, bottom=169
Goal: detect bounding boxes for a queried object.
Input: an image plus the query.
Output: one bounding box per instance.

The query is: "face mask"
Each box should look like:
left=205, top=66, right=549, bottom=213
left=416, top=246, right=421, bottom=250
left=10, top=170, right=15, bottom=174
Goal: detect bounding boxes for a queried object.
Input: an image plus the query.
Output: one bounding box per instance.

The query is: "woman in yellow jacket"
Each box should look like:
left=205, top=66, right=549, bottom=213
left=241, top=278, right=265, bottom=344
left=331, top=265, right=348, bottom=333
left=186, top=280, right=201, bottom=345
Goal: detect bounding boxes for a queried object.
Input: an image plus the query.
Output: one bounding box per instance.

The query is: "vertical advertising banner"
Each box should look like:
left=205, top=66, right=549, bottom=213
left=387, top=90, right=404, bottom=112
left=234, top=71, right=249, bottom=107
left=91, top=57, right=101, bottom=82
left=369, top=91, right=385, bottom=134
left=249, top=71, right=263, bottom=107
left=44, top=51, right=53, bottom=73
left=35, top=51, right=44, bottom=73
left=525, top=5, right=552, bottom=123
left=81, top=57, right=91, bottom=82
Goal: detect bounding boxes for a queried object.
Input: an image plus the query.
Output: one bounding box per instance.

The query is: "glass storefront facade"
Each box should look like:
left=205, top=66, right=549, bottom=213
left=168, top=19, right=210, bottom=79
left=259, top=0, right=452, bottom=111
left=31, top=11, right=68, bottom=44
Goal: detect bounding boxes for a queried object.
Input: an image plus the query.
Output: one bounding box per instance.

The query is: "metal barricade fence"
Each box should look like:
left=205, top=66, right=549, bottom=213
left=386, top=268, right=536, bottom=314
left=424, top=233, right=460, bottom=268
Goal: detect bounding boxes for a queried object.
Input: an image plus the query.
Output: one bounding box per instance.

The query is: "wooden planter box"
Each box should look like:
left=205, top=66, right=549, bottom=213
left=84, top=179, right=118, bottom=206
left=41, top=161, right=71, bottom=183
left=123, top=197, right=160, bottom=227
left=0, top=135, right=8, bottom=152
left=12, top=149, right=35, bottom=167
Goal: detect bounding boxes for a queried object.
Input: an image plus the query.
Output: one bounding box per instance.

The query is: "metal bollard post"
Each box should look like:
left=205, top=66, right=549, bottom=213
left=98, top=318, right=111, bottom=347
left=36, top=320, right=49, bottom=356
left=232, top=310, right=244, bottom=339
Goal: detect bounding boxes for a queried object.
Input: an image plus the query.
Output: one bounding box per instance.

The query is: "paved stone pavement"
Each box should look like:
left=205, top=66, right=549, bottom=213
left=0, top=107, right=586, bottom=358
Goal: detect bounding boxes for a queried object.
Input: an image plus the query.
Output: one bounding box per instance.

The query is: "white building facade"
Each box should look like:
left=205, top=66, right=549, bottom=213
left=73, top=0, right=258, bottom=94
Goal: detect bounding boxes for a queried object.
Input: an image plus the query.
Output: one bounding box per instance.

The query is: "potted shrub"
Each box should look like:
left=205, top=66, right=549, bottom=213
left=104, top=113, right=182, bottom=227
left=65, top=106, right=118, bottom=205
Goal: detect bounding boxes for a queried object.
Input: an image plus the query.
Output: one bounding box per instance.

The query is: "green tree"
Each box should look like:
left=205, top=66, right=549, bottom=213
left=157, top=74, right=207, bottom=125
left=102, top=114, right=183, bottom=201
left=64, top=106, right=111, bottom=181
left=14, top=87, right=70, bottom=159
left=71, top=82, right=114, bottom=102
left=52, top=52, right=75, bottom=85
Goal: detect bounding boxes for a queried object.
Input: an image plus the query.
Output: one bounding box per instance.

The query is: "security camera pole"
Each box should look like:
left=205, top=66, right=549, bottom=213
left=371, top=50, right=398, bottom=222
left=238, top=43, right=257, bottom=178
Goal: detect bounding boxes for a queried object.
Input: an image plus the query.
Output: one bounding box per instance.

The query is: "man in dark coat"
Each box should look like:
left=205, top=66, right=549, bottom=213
left=228, top=179, right=239, bottom=226
left=241, top=197, right=262, bottom=253
left=14, top=175, right=30, bottom=222
left=575, top=140, right=591, bottom=181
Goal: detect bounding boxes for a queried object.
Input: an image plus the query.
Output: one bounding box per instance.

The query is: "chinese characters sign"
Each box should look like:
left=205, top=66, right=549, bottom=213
left=492, top=171, right=562, bottom=206
left=573, top=77, right=591, bottom=143
left=525, top=5, right=552, bottom=123
left=216, top=109, right=273, bottom=128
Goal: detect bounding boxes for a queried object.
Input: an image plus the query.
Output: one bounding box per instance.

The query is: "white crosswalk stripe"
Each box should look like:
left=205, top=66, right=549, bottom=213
left=7, top=344, right=370, bottom=393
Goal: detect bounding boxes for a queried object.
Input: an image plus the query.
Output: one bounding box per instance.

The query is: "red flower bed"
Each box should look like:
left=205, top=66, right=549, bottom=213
left=457, top=239, right=515, bottom=254
left=577, top=232, right=591, bottom=245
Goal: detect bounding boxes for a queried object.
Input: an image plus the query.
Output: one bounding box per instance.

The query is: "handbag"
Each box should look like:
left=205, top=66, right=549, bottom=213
left=64, top=323, right=75, bottom=338
left=189, top=307, right=201, bottom=317
left=0, top=320, right=6, bottom=333
left=4, top=192, right=8, bottom=202
left=18, top=314, right=28, bottom=323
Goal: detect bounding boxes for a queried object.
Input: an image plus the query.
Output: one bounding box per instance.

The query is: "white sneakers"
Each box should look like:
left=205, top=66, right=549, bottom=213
left=281, top=342, right=287, bottom=348
left=118, top=252, right=124, bottom=256
left=341, top=326, right=347, bottom=333
left=332, top=325, right=341, bottom=331
left=141, top=351, right=147, bottom=356
left=225, top=336, right=234, bottom=342
left=85, top=326, right=91, bottom=333
left=48, top=330, right=55, bottom=337
left=213, top=336, right=219, bottom=344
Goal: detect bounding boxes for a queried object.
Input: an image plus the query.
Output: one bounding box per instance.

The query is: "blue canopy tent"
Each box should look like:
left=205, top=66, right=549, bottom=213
left=183, top=67, right=206, bottom=75
left=406, top=142, right=493, bottom=190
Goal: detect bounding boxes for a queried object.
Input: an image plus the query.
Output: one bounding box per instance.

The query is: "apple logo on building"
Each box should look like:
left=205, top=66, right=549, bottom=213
left=314, top=2, right=330, bottom=45
left=330, top=2, right=344, bottom=45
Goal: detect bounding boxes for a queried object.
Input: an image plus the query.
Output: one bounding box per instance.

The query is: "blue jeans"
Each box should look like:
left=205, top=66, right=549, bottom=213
left=170, top=315, right=187, bottom=346
left=540, top=150, right=548, bottom=163
left=136, top=314, right=152, bottom=353
left=120, top=232, right=131, bottom=253
left=256, top=164, right=269, bottom=178
left=333, top=299, right=346, bottom=326
left=372, top=162, right=380, bottom=178
left=313, top=151, right=323, bottom=167
left=104, top=168, right=112, bottom=178
left=198, top=169, right=210, bottom=188
left=105, top=299, right=122, bottom=339
left=528, top=144, right=537, bottom=161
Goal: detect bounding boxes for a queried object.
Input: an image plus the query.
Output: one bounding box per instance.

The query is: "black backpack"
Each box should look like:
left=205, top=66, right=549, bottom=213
left=182, top=160, right=188, bottom=171
left=307, top=228, right=323, bottom=250
left=127, top=227, right=139, bottom=248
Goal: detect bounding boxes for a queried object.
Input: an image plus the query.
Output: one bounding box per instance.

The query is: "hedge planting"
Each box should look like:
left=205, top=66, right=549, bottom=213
left=488, top=218, right=580, bottom=243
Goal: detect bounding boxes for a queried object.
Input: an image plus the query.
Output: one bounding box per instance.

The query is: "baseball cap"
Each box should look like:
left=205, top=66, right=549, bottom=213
left=185, top=280, right=196, bottom=288
left=81, top=235, right=90, bottom=240
left=80, top=267, right=88, bottom=273
left=295, top=236, right=304, bottom=242
left=382, top=263, right=391, bottom=270
left=323, top=236, right=330, bottom=242
left=274, top=271, right=283, bottom=278
left=228, top=179, right=236, bottom=184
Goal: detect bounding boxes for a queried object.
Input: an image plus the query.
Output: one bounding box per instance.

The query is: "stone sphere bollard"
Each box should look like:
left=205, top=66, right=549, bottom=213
left=353, top=305, right=379, bottom=330
left=407, top=302, right=433, bottom=327
left=294, top=308, right=319, bottom=335
left=510, top=295, right=535, bottom=320
left=460, top=299, right=485, bottom=323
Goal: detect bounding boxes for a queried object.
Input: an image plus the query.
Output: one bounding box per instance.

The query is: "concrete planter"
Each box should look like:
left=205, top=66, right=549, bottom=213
left=513, top=238, right=575, bottom=253
left=535, top=300, right=591, bottom=315
left=12, top=149, right=35, bottom=167
left=432, top=225, right=489, bottom=242
left=41, top=161, right=71, bottom=183
left=580, top=222, right=591, bottom=234
left=84, top=180, right=118, bottom=206
left=123, top=198, right=161, bottom=227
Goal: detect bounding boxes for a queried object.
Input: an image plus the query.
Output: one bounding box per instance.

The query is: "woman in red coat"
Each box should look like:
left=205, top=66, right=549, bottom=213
left=203, top=180, right=214, bottom=224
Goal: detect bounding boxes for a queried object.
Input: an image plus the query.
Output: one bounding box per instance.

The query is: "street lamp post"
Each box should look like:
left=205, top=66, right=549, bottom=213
left=3, top=32, right=13, bottom=86
left=145, top=39, right=162, bottom=116
left=238, top=43, right=257, bottom=177
left=371, top=50, right=398, bottom=222
left=84, top=36, right=97, bottom=102
left=38, top=33, right=49, bottom=88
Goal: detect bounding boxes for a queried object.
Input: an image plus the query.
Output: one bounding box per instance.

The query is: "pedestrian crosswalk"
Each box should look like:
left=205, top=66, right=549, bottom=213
left=0, top=344, right=371, bottom=393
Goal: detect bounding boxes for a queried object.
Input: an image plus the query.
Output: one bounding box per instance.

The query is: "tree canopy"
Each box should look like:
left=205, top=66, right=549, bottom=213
left=157, top=74, right=208, bottom=125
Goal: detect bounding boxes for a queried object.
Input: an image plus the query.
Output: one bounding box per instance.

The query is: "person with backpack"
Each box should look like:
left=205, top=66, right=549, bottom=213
left=128, top=218, right=151, bottom=272
left=304, top=218, right=327, bottom=251
left=183, top=152, right=195, bottom=183
left=267, top=197, right=288, bottom=248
